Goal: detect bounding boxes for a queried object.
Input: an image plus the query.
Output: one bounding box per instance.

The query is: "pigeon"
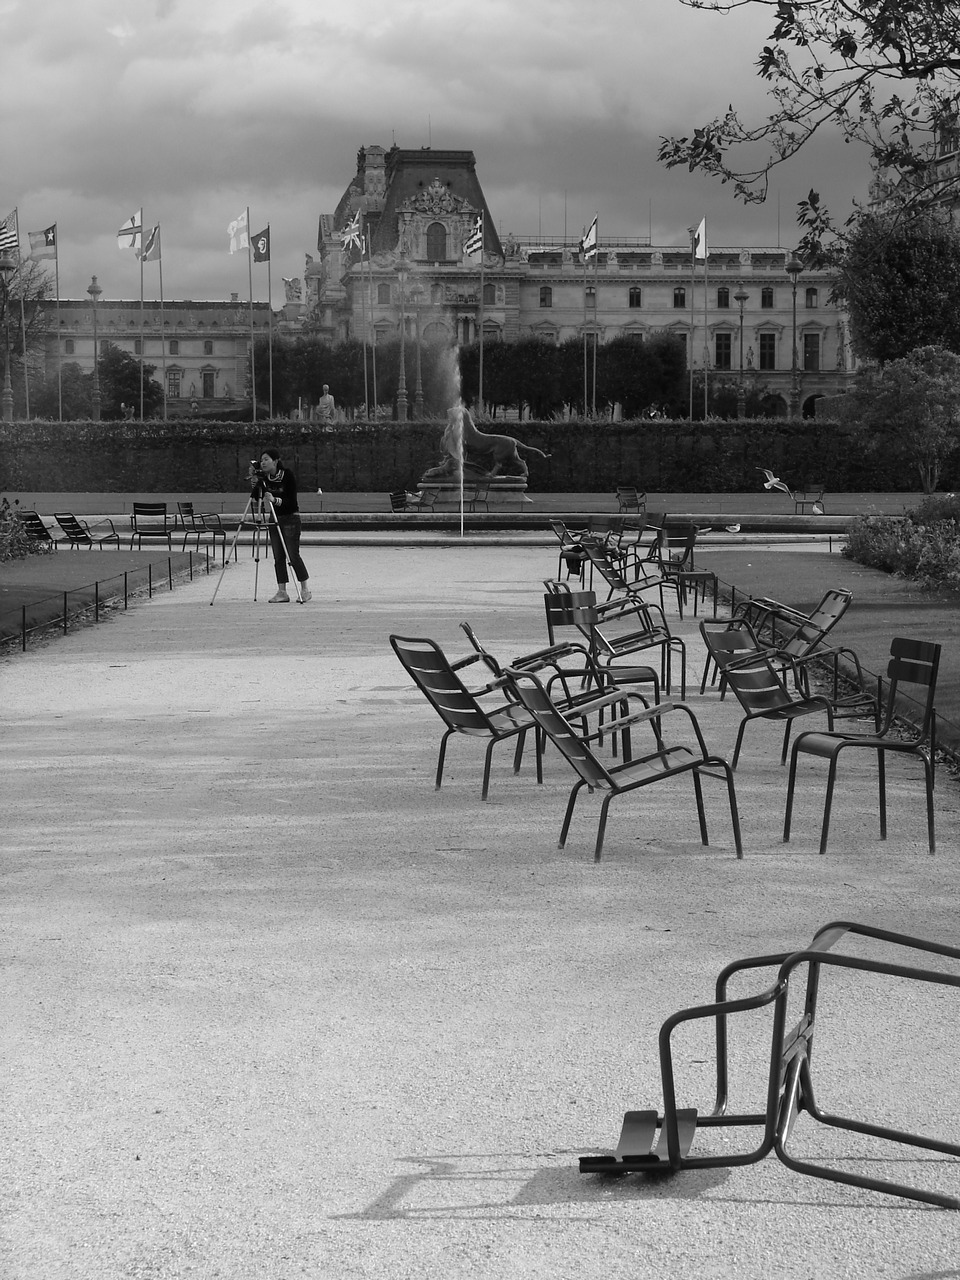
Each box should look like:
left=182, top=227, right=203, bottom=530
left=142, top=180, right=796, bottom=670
left=812, top=502, right=824, bottom=515
left=757, top=467, right=792, bottom=496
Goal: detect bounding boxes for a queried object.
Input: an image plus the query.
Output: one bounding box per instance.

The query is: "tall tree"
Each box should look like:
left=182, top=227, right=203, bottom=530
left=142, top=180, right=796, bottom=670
left=659, top=2, right=960, bottom=236
left=837, top=211, right=960, bottom=362
left=837, top=343, right=960, bottom=490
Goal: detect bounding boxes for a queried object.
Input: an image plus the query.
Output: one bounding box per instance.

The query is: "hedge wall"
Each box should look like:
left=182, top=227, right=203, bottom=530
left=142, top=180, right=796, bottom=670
left=0, top=417, right=949, bottom=493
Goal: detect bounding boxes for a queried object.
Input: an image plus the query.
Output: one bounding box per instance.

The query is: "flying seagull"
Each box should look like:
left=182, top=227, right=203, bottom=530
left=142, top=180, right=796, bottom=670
left=757, top=467, right=793, bottom=495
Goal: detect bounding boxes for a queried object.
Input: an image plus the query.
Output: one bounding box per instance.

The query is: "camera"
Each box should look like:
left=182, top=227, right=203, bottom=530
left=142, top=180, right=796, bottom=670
left=248, top=459, right=265, bottom=479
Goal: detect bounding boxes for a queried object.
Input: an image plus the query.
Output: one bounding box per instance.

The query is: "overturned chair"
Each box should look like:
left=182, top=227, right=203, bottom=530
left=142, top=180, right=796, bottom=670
left=579, top=920, right=960, bottom=1209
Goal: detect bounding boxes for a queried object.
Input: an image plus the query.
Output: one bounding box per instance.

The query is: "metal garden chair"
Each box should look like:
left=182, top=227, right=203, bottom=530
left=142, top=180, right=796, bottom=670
left=698, top=620, right=835, bottom=768
left=579, top=920, right=960, bottom=1209
left=583, top=540, right=684, bottom=617
left=17, top=510, right=57, bottom=549
left=615, top=485, right=646, bottom=515
left=177, top=501, right=228, bottom=560
left=130, top=502, right=173, bottom=550
left=505, top=668, right=742, bottom=862
left=645, top=522, right=718, bottom=616
left=390, top=634, right=542, bottom=801
left=53, top=512, right=121, bottom=550
left=784, top=637, right=941, bottom=854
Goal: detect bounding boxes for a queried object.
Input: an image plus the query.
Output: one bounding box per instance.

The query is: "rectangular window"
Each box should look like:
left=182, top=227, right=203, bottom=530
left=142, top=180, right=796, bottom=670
left=202, top=370, right=215, bottom=398
left=586, top=286, right=596, bottom=308
left=759, top=332, right=776, bottom=370
left=717, top=287, right=730, bottom=309
left=803, top=332, right=820, bottom=371
left=539, top=286, right=552, bottom=308
left=715, top=333, right=732, bottom=370
left=134, top=338, right=142, bottom=355
left=169, top=339, right=179, bottom=356
left=761, top=287, right=774, bottom=309
left=167, top=370, right=181, bottom=398
left=64, top=339, right=75, bottom=355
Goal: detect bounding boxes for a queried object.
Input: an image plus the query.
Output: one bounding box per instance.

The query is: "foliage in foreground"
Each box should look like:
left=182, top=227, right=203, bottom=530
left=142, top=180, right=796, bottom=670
left=0, top=497, right=54, bottom=562
left=843, top=494, right=960, bottom=592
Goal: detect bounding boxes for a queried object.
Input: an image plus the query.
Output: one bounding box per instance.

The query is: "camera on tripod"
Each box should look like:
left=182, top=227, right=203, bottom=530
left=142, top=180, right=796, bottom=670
left=248, top=458, right=266, bottom=480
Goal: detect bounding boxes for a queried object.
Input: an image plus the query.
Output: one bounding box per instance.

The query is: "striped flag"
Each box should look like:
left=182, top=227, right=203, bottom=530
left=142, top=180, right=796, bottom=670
left=117, top=209, right=143, bottom=252
left=579, top=214, right=598, bottom=259
left=340, top=209, right=362, bottom=252
left=28, top=224, right=57, bottom=260
left=138, top=224, right=161, bottom=262
left=228, top=209, right=249, bottom=254
left=0, top=208, right=20, bottom=260
left=463, top=212, right=483, bottom=259
left=694, top=217, right=707, bottom=260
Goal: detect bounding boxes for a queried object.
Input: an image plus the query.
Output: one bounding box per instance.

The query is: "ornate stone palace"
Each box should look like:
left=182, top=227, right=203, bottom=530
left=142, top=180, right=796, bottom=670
left=283, top=144, right=855, bottom=416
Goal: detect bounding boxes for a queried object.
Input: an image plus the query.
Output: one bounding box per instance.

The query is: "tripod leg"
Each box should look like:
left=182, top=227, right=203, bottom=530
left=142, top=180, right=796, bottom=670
left=210, top=495, right=254, bottom=605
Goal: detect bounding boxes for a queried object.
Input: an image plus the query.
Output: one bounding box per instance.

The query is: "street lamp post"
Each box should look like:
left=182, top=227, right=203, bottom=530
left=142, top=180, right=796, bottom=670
left=734, top=285, right=749, bottom=420
left=87, top=275, right=102, bottom=422
left=0, top=251, right=14, bottom=422
left=396, top=255, right=408, bottom=423
left=410, top=282, right=424, bottom=419
left=786, top=254, right=803, bottom=418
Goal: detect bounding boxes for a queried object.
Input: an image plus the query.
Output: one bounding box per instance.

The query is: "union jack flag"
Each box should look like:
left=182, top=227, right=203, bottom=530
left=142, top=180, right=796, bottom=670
left=340, top=210, right=362, bottom=252
left=463, top=212, right=483, bottom=259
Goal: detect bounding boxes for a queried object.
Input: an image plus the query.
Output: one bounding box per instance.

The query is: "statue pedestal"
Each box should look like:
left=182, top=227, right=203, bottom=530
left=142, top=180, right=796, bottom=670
left=419, top=478, right=529, bottom=507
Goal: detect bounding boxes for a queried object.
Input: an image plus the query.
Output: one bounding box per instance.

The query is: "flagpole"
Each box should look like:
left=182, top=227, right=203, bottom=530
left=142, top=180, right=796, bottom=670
left=592, top=217, right=599, bottom=417
left=54, top=227, right=62, bottom=421
left=689, top=227, right=696, bottom=421
left=247, top=207, right=256, bottom=423
left=158, top=235, right=167, bottom=421
left=359, top=231, right=369, bottom=417
left=478, top=240, right=485, bottom=418
left=703, top=243, right=709, bottom=419
left=11, top=210, right=30, bottom=417
left=367, top=234, right=377, bottom=415
left=582, top=239, right=588, bottom=417
left=267, top=225, right=274, bottom=418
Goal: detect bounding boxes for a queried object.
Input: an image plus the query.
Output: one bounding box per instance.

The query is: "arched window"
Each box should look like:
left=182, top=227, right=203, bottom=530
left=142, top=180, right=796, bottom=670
left=717, top=286, right=730, bottom=308
left=540, top=286, right=552, bottom=308
left=673, top=286, right=686, bottom=309
left=805, top=287, right=819, bottom=308
left=483, top=282, right=496, bottom=305
left=628, top=287, right=642, bottom=308
left=761, top=287, right=774, bottom=309
left=377, top=283, right=391, bottom=305
left=426, top=222, right=447, bottom=262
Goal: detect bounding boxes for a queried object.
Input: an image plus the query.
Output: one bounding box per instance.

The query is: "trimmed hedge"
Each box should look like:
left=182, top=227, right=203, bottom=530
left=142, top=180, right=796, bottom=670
left=0, top=417, right=952, bottom=493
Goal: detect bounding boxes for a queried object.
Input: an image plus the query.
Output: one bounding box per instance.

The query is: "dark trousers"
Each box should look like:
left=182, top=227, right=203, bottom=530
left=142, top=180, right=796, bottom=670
left=269, top=515, right=308, bottom=584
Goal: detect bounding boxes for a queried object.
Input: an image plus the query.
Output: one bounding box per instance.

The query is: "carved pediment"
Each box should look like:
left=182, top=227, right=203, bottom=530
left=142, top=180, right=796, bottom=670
left=404, top=177, right=472, bottom=216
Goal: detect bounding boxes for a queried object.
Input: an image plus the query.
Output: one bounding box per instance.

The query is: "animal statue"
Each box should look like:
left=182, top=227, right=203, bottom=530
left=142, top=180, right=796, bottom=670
left=443, top=406, right=551, bottom=478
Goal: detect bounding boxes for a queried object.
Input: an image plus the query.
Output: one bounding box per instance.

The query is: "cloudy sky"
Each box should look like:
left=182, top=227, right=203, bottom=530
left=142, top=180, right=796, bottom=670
left=2, top=0, right=871, bottom=307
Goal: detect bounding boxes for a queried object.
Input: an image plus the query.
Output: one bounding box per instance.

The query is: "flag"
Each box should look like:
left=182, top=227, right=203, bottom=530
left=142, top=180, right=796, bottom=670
left=694, top=217, right=707, bottom=260
left=252, top=226, right=270, bottom=263
left=0, top=208, right=20, bottom=260
left=138, top=224, right=161, bottom=262
left=579, top=214, right=598, bottom=259
left=340, top=210, right=362, bottom=253
left=463, top=212, right=483, bottom=259
left=117, top=208, right=142, bottom=252
left=228, top=210, right=249, bottom=254
left=28, top=224, right=57, bottom=261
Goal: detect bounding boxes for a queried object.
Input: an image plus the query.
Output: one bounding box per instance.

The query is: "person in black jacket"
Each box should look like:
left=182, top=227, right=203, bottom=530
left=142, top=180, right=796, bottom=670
left=249, top=447, right=312, bottom=603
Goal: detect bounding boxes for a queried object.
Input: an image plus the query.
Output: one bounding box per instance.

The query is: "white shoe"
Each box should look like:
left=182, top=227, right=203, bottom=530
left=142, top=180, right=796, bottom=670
left=298, top=587, right=312, bottom=603
left=269, top=589, right=290, bottom=603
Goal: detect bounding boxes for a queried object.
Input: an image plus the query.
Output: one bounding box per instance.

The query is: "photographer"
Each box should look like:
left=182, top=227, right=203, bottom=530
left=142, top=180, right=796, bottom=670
left=248, top=447, right=312, bottom=603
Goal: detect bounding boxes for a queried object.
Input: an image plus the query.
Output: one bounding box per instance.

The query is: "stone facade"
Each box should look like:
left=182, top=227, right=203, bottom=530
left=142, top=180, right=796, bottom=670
left=290, top=144, right=855, bottom=417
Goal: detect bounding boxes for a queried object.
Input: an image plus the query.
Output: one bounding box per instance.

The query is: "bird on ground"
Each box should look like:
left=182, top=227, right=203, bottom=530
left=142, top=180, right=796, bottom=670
left=812, top=502, right=824, bottom=515
left=757, top=467, right=793, bottom=495
left=725, top=524, right=741, bottom=533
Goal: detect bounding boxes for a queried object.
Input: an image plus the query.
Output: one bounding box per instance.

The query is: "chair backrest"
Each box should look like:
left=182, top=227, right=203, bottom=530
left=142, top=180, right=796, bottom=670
left=177, top=501, right=195, bottom=517
left=616, top=485, right=645, bottom=513
left=779, top=589, right=851, bottom=658
left=132, top=502, right=169, bottom=525
left=881, top=637, right=941, bottom=741
left=507, top=670, right=613, bottom=790
left=389, top=491, right=408, bottom=512
left=652, top=523, right=697, bottom=569
left=699, top=622, right=795, bottom=715
left=544, top=590, right=599, bottom=646
left=583, top=542, right=629, bottom=591
left=54, top=513, right=91, bottom=541
left=19, top=510, right=53, bottom=541
left=418, top=487, right=439, bottom=510
left=390, top=635, right=496, bottom=735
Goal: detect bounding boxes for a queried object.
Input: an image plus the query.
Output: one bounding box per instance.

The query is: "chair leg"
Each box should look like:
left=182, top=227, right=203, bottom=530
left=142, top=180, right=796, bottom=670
left=877, top=749, right=886, bottom=840
left=692, top=770, right=709, bottom=845
left=925, top=756, right=936, bottom=854
left=732, top=720, right=748, bottom=771
left=780, top=719, right=793, bottom=765
left=559, top=781, right=585, bottom=850
left=818, top=758, right=839, bottom=855
left=594, top=794, right=615, bottom=862
left=482, top=739, right=498, bottom=801
left=512, top=730, right=526, bottom=775
left=783, top=745, right=800, bottom=841
left=436, top=730, right=454, bottom=790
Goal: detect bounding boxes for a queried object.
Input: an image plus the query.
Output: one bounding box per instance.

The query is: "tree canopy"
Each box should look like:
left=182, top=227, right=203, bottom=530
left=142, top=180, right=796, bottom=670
left=659, top=2, right=960, bottom=228
left=836, top=210, right=960, bottom=362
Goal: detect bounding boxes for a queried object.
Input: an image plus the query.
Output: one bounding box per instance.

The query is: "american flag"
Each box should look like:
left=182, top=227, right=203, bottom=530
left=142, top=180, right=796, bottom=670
left=0, top=208, right=20, bottom=260
left=463, top=212, right=483, bottom=259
